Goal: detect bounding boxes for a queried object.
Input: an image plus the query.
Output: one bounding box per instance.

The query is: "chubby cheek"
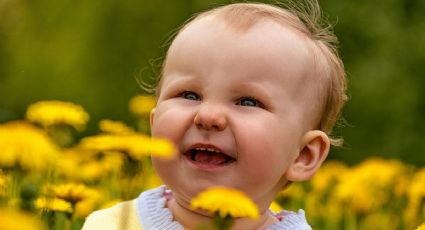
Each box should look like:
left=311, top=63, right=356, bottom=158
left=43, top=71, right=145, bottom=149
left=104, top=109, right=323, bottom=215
left=151, top=103, right=192, bottom=143
left=236, top=121, right=295, bottom=186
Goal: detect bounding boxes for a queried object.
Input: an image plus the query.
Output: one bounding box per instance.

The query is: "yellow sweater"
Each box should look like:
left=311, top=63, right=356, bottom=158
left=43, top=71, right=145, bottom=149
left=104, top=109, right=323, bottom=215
left=82, top=199, right=143, bottom=230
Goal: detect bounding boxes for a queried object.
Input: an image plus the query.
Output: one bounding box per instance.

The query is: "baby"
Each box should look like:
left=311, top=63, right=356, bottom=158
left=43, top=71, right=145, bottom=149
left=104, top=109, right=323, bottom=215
left=83, top=1, right=347, bottom=229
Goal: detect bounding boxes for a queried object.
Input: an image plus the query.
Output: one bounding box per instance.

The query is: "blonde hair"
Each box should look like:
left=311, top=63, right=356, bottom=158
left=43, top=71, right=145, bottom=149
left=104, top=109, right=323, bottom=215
left=149, top=1, right=347, bottom=146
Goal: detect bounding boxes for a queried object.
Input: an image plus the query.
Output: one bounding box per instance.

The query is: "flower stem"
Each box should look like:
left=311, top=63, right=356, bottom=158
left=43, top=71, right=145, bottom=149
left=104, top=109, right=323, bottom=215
left=213, top=214, right=233, bottom=230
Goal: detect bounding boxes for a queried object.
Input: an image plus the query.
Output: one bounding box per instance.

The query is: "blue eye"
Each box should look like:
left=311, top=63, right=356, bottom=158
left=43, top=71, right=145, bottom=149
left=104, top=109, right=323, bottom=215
left=238, top=97, right=258, bottom=107
left=182, top=91, right=200, bottom=100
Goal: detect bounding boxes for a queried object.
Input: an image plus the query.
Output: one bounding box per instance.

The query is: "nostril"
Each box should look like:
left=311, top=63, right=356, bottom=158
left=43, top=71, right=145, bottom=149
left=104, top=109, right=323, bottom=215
left=196, top=122, right=222, bottom=131
left=194, top=109, right=227, bottom=131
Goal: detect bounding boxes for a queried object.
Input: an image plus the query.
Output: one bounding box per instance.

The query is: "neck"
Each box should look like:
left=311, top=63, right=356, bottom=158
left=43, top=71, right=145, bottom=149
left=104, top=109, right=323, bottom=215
left=167, top=197, right=277, bottom=230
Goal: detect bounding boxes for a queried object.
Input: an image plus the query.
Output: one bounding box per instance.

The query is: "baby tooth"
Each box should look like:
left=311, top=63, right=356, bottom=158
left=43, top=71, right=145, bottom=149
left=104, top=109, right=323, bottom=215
left=194, top=147, right=220, bottom=153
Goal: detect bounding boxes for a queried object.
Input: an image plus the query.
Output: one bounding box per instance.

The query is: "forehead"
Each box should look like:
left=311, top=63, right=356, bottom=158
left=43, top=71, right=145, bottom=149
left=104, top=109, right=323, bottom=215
left=163, top=16, right=317, bottom=89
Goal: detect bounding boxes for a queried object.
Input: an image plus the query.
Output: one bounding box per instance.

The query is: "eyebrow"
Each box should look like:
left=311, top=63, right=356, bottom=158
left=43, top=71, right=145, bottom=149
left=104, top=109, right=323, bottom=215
left=159, top=74, right=201, bottom=93
left=236, top=81, right=271, bottom=95
left=163, top=74, right=198, bottom=86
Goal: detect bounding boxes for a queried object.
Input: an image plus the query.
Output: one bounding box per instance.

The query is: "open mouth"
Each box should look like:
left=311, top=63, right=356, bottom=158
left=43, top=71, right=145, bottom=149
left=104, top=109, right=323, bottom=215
left=184, top=147, right=236, bottom=166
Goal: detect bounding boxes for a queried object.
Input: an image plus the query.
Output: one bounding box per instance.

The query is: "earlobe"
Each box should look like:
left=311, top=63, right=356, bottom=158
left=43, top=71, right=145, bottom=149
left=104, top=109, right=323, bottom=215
left=285, top=130, right=330, bottom=182
left=150, top=108, right=156, bottom=127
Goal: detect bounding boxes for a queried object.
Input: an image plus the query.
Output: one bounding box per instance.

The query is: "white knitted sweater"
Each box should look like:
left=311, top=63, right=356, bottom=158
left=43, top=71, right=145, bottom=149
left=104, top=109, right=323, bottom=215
left=83, top=185, right=312, bottom=230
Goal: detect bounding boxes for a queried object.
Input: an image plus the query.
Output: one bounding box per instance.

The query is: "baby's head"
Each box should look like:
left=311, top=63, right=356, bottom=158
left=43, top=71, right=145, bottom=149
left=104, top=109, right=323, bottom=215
left=154, top=2, right=347, bottom=143
left=149, top=0, right=346, bottom=225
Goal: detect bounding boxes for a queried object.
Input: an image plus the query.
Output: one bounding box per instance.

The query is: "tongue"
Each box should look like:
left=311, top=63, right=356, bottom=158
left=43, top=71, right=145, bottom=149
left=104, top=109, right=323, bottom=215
left=194, top=151, right=229, bottom=165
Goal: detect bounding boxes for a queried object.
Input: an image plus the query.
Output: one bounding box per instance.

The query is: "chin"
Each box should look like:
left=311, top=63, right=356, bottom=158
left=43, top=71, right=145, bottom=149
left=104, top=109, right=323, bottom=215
left=171, top=180, right=228, bottom=201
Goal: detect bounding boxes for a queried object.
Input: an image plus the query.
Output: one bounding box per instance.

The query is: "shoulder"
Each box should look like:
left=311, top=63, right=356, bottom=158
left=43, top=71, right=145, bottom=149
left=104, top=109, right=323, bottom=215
left=82, top=199, right=142, bottom=230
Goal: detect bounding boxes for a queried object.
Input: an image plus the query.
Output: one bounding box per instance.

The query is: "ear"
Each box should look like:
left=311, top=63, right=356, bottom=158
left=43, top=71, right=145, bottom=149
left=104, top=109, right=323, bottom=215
left=285, top=130, right=330, bottom=182
left=150, top=108, right=156, bottom=127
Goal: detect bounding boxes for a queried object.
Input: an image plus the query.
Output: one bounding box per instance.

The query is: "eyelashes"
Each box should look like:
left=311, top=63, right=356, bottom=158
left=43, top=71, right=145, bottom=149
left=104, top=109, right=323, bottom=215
left=180, top=91, right=264, bottom=108
left=236, top=97, right=260, bottom=107
left=181, top=91, right=200, bottom=101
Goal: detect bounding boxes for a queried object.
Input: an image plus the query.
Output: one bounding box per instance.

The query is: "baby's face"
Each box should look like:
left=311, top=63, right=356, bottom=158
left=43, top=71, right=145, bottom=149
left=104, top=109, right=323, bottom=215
left=151, top=16, right=319, bottom=212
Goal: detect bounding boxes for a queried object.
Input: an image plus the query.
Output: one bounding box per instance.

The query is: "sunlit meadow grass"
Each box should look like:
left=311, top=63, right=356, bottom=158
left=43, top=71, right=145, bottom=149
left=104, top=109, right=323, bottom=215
left=0, top=96, right=424, bottom=230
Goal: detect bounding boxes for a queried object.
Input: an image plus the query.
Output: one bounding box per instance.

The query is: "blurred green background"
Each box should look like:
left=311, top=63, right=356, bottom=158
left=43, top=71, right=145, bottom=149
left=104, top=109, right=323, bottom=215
left=1, top=0, right=424, bottom=165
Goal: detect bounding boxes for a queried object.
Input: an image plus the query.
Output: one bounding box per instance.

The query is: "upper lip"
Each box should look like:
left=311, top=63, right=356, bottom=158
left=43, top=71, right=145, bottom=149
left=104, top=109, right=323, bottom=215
left=184, top=143, right=235, bottom=159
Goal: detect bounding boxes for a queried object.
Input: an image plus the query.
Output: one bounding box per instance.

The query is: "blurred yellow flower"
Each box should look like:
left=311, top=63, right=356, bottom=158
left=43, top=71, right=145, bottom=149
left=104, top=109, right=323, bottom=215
left=269, top=201, right=283, bottom=213
left=129, top=95, right=156, bottom=116
left=56, top=148, right=90, bottom=180
left=303, top=161, right=348, bottom=222
left=99, top=119, right=135, bottom=135
left=408, top=168, right=425, bottom=198
left=57, top=148, right=123, bottom=182
left=334, top=158, right=407, bottom=213
left=405, top=168, right=425, bottom=224
left=148, top=138, right=176, bottom=159
left=39, top=182, right=101, bottom=218
left=311, top=161, right=348, bottom=193
left=75, top=199, right=98, bottom=218
left=0, top=121, right=59, bottom=171
left=79, top=161, right=104, bottom=181
left=35, top=197, right=73, bottom=213
left=190, top=187, right=259, bottom=219
left=279, top=183, right=306, bottom=200
left=0, top=208, right=45, bottom=230
left=26, top=100, right=89, bottom=131
left=144, top=172, right=164, bottom=190
left=79, top=133, right=148, bottom=159
left=42, top=183, right=101, bottom=205
left=0, top=172, right=8, bottom=196
left=361, top=212, right=397, bottom=230
left=416, top=222, right=425, bottom=230
left=79, top=134, right=176, bottom=160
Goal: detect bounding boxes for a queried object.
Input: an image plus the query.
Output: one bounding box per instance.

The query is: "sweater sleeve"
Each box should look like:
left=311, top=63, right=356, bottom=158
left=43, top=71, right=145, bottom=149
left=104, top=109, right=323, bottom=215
left=82, top=199, right=143, bottom=230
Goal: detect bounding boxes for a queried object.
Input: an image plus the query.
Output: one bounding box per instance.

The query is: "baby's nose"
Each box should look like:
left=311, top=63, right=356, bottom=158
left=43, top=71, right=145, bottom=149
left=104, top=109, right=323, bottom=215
left=193, top=103, right=227, bottom=131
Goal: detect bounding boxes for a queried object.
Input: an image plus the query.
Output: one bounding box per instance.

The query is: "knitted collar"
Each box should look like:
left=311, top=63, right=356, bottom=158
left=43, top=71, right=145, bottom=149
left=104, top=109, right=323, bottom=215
left=135, top=185, right=311, bottom=230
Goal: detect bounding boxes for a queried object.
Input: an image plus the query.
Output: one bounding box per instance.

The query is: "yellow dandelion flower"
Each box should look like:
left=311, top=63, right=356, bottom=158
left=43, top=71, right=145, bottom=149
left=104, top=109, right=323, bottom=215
left=57, top=148, right=124, bottom=181
left=99, top=119, right=134, bottom=135
left=79, top=134, right=176, bottom=160
left=269, top=201, right=283, bottom=213
left=334, top=158, right=407, bottom=213
left=408, top=168, right=425, bottom=198
left=311, top=161, right=348, bottom=193
left=79, top=162, right=104, bottom=181
left=26, top=100, right=89, bottom=131
left=190, top=187, right=259, bottom=219
left=75, top=199, right=97, bottom=218
left=0, top=208, right=45, bottom=230
left=35, top=197, right=73, bottom=213
left=416, top=223, right=425, bottom=230
left=361, top=212, right=395, bottom=230
left=79, top=134, right=149, bottom=159
left=55, top=149, right=84, bottom=180
left=405, top=168, right=425, bottom=223
left=279, top=183, right=306, bottom=200
left=148, top=138, right=176, bottom=159
left=43, top=183, right=101, bottom=205
left=0, top=172, right=8, bottom=196
left=145, top=172, right=164, bottom=190
left=128, top=95, right=156, bottom=116
left=101, top=152, right=124, bottom=172
left=0, top=121, right=59, bottom=171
